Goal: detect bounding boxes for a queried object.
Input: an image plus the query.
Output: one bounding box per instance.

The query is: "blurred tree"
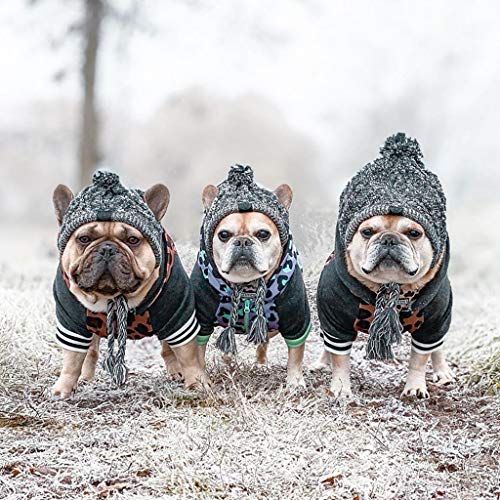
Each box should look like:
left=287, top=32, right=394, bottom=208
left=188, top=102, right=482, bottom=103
left=29, top=0, right=142, bottom=188
left=79, top=0, right=103, bottom=189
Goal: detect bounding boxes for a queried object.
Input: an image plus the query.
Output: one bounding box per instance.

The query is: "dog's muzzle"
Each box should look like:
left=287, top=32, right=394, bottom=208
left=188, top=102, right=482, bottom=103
left=226, top=237, right=257, bottom=270
left=76, top=241, right=141, bottom=294
left=362, top=234, right=418, bottom=275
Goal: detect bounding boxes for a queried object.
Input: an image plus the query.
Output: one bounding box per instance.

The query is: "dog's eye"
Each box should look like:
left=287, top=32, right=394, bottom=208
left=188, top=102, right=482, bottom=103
left=127, top=236, right=140, bottom=246
left=218, top=230, right=232, bottom=242
left=256, top=229, right=271, bottom=241
left=360, top=228, right=374, bottom=238
left=407, top=229, right=422, bottom=239
left=77, top=235, right=91, bottom=245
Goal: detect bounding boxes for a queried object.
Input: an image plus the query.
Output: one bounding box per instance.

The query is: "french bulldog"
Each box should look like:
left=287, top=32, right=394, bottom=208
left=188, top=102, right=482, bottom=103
left=52, top=172, right=208, bottom=398
left=316, top=133, right=454, bottom=399
left=192, top=165, right=311, bottom=387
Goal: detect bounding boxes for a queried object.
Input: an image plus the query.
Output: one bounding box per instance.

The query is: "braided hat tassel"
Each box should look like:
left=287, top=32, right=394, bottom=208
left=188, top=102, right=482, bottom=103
left=246, top=278, right=268, bottom=346
left=103, top=295, right=129, bottom=385
left=215, top=288, right=242, bottom=354
left=366, top=282, right=403, bottom=360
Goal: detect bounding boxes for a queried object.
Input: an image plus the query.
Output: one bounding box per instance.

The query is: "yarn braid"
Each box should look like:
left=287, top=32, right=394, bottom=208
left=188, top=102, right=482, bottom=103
left=103, top=295, right=129, bottom=385
left=215, top=278, right=268, bottom=354
left=215, top=286, right=242, bottom=354
left=246, top=278, right=268, bottom=346
left=366, top=282, right=403, bottom=360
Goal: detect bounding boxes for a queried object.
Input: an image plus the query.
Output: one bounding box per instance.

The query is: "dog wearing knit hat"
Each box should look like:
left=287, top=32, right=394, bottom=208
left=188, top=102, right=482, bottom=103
left=51, top=170, right=208, bottom=398
left=191, top=165, right=311, bottom=387
left=316, top=133, right=454, bottom=399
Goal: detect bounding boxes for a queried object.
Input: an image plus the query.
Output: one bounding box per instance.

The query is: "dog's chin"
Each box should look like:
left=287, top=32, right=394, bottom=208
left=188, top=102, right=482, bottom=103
left=220, top=262, right=267, bottom=284
left=76, top=271, right=142, bottom=297
left=360, top=257, right=420, bottom=284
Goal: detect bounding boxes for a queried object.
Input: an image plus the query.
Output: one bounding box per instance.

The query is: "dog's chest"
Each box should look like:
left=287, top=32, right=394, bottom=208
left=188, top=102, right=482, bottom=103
left=353, top=290, right=424, bottom=335
left=86, top=310, right=155, bottom=340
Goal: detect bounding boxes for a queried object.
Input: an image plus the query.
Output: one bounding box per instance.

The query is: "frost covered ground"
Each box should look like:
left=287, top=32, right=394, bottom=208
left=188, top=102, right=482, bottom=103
left=0, top=205, right=499, bottom=499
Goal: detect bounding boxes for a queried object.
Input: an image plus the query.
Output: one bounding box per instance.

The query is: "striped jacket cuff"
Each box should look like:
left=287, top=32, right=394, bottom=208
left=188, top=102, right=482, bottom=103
left=411, top=334, right=447, bottom=354
left=163, top=311, right=200, bottom=348
left=55, top=320, right=93, bottom=353
left=321, top=329, right=353, bottom=355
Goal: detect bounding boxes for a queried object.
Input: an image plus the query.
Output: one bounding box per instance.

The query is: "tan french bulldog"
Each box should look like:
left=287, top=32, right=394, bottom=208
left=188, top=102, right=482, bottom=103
left=52, top=171, right=208, bottom=398
left=192, top=165, right=311, bottom=387
left=317, top=215, right=455, bottom=398
left=317, top=133, right=454, bottom=399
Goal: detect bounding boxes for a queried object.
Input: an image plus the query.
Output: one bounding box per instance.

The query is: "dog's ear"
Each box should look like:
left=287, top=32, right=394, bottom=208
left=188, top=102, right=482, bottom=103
left=144, top=184, right=170, bottom=221
left=274, top=184, right=293, bottom=210
left=53, top=185, right=74, bottom=225
left=202, top=185, right=219, bottom=210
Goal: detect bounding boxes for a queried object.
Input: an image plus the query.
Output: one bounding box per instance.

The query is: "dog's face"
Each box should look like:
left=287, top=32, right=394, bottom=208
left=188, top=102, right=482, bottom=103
left=53, top=183, right=170, bottom=309
left=347, top=215, right=434, bottom=285
left=202, top=184, right=292, bottom=284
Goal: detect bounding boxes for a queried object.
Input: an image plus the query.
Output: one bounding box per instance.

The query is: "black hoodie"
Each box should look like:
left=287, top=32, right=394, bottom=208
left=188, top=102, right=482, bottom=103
left=317, top=231, right=452, bottom=356
left=53, top=234, right=199, bottom=352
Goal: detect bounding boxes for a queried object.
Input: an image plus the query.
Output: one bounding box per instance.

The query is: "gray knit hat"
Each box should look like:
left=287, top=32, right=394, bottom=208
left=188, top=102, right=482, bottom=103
left=203, top=165, right=289, bottom=255
left=337, top=133, right=447, bottom=266
left=58, top=170, right=164, bottom=266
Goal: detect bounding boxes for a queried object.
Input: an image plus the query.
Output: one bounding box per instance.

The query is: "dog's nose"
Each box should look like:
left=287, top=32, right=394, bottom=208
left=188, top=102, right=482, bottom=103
left=98, top=242, right=118, bottom=260
left=379, top=233, right=399, bottom=247
left=232, top=236, right=254, bottom=247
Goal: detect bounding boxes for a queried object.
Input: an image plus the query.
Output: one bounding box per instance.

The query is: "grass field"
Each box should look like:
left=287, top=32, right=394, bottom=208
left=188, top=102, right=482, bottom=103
left=0, top=205, right=499, bottom=499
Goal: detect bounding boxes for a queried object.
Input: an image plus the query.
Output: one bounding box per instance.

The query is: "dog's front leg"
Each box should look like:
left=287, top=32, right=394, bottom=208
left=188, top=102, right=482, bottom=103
left=402, top=350, right=431, bottom=398
left=173, top=338, right=211, bottom=389
left=80, top=335, right=100, bottom=382
left=329, top=353, right=352, bottom=399
left=161, top=342, right=183, bottom=381
left=197, top=342, right=208, bottom=370
left=431, top=349, right=455, bottom=385
left=286, top=343, right=306, bottom=388
left=52, top=349, right=87, bottom=399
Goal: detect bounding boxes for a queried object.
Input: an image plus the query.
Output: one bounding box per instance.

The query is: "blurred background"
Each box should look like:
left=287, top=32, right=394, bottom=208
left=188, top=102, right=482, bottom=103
left=0, top=0, right=499, bottom=244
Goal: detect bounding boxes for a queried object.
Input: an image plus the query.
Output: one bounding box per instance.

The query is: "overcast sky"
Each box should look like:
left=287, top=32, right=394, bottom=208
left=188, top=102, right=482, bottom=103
left=1, top=0, right=499, bottom=195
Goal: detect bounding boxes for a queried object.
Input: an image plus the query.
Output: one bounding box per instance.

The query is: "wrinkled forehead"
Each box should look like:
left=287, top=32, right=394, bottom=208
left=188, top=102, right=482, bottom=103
left=215, top=212, right=279, bottom=235
left=359, top=215, right=425, bottom=234
left=72, top=221, right=143, bottom=239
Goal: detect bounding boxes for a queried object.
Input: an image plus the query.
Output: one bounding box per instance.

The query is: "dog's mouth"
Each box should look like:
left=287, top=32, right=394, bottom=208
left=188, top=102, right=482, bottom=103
left=77, top=270, right=141, bottom=295
left=74, top=245, right=142, bottom=296
left=221, top=248, right=268, bottom=275
left=362, top=246, right=419, bottom=276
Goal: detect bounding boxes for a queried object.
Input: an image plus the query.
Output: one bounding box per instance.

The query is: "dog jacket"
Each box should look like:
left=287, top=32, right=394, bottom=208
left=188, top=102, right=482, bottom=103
left=54, top=233, right=200, bottom=352
left=191, top=235, right=311, bottom=348
left=317, top=231, right=452, bottom=356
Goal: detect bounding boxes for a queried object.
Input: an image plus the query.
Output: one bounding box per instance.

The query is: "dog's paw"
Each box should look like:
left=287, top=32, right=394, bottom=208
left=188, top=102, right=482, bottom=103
left=310, top=355, right=331, bottom=371
left=255, top=356, right=268, bottom=367
left=184, top=370, right=212, bottom=390
left=401, top=380, right=429, bottom=399
left=286, top=373, right=306, bottom=389
left=79, top=369, right=96, bottom=384
left=432, top=363, right=455, bottom=386
left=165, top=361, right=183, bottom=382
left=52, top=378, right=77, bottom=399
left=329, top=378, right=352, bottom=401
